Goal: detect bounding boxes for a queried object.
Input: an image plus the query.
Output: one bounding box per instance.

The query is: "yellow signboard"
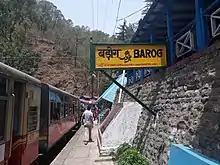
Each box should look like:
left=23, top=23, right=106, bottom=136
left=92, top=44, right=167, bottom=70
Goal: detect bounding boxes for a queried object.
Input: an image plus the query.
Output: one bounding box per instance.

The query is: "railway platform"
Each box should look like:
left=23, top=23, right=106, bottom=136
left=50, top=125, right=115, bottom=165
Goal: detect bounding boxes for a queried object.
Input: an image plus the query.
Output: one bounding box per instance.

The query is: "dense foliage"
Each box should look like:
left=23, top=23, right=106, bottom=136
left=0, top=0, right=41, bottom=75
left=118, top=148, right=148, bottom=165
left=116, top=143, right=134, bottom=159
left=115, top=143, right=148, bottom=165
left=0, top=0, right=117, bottom=75
left=0, top=39, right=40, bottom=75
left=0, top=0, right=137, bottom=95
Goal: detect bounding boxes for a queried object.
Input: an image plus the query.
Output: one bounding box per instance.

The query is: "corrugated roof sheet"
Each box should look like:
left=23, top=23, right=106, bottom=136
left=96, top=74, right=127, bottom=103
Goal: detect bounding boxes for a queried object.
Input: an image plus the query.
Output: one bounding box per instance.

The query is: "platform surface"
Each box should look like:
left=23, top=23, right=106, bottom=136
left=50, top=125, right=115, bottom=165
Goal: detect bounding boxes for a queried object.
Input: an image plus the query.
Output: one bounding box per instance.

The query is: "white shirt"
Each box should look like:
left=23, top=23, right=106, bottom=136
left=83, top=110, right=93, bottom=123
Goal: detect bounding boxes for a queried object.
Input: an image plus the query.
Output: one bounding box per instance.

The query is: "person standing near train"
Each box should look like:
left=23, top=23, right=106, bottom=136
left=81, top=105, right=94, bottom=145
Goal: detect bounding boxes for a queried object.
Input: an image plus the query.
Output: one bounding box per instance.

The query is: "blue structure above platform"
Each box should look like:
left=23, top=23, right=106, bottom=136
left=133, top=0, right=195, bottom=43
left=127, top=0, right=220, bottom=86
left=96, top=74, right=127, bottom=103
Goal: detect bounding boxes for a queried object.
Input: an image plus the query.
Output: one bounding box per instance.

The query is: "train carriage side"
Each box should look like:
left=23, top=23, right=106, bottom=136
left=39, top=83, right=80, bottom=154
left=0, top=62, right=41, bottom=165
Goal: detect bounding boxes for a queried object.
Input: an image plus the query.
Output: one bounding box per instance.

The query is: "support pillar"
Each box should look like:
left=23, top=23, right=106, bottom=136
left=126, top=70, right=132, bottom=85
left=150, top=31, right=156, bottom=43
left=150, top=29, right=157, bottom=73
left=133, top=70, right=136, bottom=83
left=141, top=69, right=145, bottom=82
left=166, top=0, right=175, bottom=66
left=195, top=0, right=207, bottom=50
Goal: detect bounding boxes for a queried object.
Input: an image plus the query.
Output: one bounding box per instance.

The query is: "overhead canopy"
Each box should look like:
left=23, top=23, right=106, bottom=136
left=132, top=0, right=196, bottom=42
left=96, top=74, right=127, bottom=103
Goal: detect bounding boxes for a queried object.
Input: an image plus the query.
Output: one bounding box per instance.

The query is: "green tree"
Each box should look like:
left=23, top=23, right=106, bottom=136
left=0, top=0, right=116, bottom=89
left=116, top=20, right=137, bottom=42
left=0, top=39, right=40, bottom=75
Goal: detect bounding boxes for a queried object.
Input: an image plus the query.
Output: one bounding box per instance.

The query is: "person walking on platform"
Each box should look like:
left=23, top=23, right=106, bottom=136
left=81, top=105, right=94, bottom=145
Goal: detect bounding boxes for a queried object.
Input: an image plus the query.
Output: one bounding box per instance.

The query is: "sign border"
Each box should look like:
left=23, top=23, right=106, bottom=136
left=90, top=42, right=168, bottom=71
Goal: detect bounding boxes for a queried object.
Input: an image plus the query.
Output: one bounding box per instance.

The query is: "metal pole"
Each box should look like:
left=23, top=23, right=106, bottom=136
left=118, top=70, right=125, bottom=103
left=91, top=73, right=94, bottom=98
left=118, top=19, right=126, bottom=103
left=90, top=37, right=94, bottom=98
left=101, top=70, right=156, bottom=116
left=97, top=71, right=100, bottom=94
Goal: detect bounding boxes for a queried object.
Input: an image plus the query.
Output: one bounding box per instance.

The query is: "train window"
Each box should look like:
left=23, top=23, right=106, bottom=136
left=59, top=94, right=63, bottom=102
left=50, top=102, right=54, bottom=121
left=63, top=104, right=66, bottom=116
left=57, top=103, right=61, bottom=120
left=30, top=90, right=34, bottom=101
left=0, top=100, right=7, bottom=141
left=69, top=104, right=73, bottom=115
left=72, top=104, right=75, bottom=114
left=59, top=103, right=64, bottom=119
left=0, top=77, right=7, bottom=96
left=51, top=102, right=61, bottom=121
left=27, top=106, right=38, bottom=132
left=64, top=104, right=69, bottom=117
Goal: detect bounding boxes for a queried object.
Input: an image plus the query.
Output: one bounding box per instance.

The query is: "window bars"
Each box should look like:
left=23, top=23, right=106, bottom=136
left=144, top=69, right=151, bottom=77
left=211, top=8, right=220, bottom=38
left=128, top=76, right=133, bottom=85
left=176, top=30, right=195, bottom=58
left=136, top=70, right=141, bottom=81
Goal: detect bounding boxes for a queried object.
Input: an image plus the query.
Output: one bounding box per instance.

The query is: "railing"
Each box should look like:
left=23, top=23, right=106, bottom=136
left=211, top=8, right=220, bottom=38
left=135, top=70, right=141, bottom=81
left=176, top=30, right=195, bottom=58
left=127, top=69, right=151, bottom=86
left=99, top=109, right=110, bottom=125
left=97, top=103, right=123, bottom=155
left=99, top=103, right=123, bottom=134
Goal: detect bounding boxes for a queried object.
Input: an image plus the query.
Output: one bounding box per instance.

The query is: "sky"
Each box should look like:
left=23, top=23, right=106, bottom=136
left=48, top=0, right=146, bottom=35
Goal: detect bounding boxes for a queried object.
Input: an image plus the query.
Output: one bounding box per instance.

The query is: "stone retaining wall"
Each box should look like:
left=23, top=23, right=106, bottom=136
left=102, top=102, right=142, bottom=148
left=123, top=42, right=220, bottom=165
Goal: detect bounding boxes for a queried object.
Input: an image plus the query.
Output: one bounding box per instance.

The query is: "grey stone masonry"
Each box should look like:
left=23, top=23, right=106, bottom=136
left=123, top=41, right=220, bottom=165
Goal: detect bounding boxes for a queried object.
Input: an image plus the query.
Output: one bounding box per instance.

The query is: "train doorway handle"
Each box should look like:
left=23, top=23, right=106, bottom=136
left=9, top=92, right=15, bottom=158
left=24, top=92, right=30, bottom=152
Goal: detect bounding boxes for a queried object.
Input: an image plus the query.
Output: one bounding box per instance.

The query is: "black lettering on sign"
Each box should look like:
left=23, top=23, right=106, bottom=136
left=133, top=48, right=163, bottom=58
left=145, top=49, right=151, bottom=58
left=151, top=49, right=156, bottom=57
left=134, top=49, right=139, bottom=58
left=157, top=49, right=163, bottom=57
left=140, top=49, right=145, bottom=58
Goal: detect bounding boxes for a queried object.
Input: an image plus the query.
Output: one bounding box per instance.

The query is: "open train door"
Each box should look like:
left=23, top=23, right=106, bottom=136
left=0, top=77, right=14, bottom=165
left=8, top=81, right=26, bottom=165
left=9, top=81, right=41, bottom=165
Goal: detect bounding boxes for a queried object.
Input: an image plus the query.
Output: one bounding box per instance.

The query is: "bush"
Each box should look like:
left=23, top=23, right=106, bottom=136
left=115, top=143, right=133, bottom=159
left=118, top=148, right=148, bottom=165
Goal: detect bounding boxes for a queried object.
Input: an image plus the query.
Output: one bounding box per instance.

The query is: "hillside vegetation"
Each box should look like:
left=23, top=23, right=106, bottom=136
left=0, top=0, right=137, bottom=95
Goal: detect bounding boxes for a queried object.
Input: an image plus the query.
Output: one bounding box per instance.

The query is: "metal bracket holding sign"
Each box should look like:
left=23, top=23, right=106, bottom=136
left=101, top=70, right=156, bottom=116
left=90, top=41, right=167, bottom=116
